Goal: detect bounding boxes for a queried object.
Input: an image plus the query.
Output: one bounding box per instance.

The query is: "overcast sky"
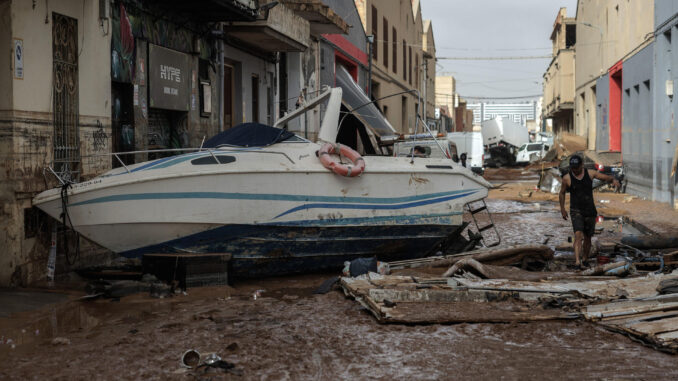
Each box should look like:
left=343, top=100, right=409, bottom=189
left=421, top=0, right=578, bottom=101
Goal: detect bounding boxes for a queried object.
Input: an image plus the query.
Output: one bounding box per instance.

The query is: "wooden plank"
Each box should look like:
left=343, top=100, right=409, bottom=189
left=585, top=294, right=678, bottom=319
left=601, top=310, right=678, bottom=324
left=387, top=244, right=553, bottom=270
left=622, top=316, right=678, bottom=335
left=373, top=301, right=578, bottom=324
left=656, top=331, right=678, bottom=340
left=585, top=302, right=678, bottom=319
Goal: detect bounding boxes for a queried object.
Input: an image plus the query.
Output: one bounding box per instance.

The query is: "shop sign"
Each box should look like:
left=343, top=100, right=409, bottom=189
left=148, top=44, right=189, bottom=111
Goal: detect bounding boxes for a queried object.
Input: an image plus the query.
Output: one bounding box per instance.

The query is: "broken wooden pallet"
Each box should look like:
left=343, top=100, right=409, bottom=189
left=340, top=273, right=578, bottom=324
left=387, top=244, right=554, bottom=271
left=454, top=273, right=678, bottom=299
left=583, top=294, right=678, bottom=353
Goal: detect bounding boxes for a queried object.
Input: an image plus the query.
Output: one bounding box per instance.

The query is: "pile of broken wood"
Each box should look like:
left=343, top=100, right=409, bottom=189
left=340, top=244, right=678, bottom=354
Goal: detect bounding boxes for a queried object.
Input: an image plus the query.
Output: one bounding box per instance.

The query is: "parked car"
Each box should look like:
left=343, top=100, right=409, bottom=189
left=516, top=142, right=550, bottom=165
left=558, top=150, right=626, bottom=191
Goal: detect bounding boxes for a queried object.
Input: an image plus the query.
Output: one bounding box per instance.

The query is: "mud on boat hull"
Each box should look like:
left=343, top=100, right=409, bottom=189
left=121, top=223, right=466, bottom=278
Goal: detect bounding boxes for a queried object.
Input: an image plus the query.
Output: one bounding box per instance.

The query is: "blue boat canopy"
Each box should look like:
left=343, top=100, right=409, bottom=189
left=203, top=123, right=295, bottom=148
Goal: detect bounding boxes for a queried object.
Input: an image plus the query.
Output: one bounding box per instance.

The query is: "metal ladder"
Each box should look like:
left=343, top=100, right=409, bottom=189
left=465, top=198, right=501, bottom=248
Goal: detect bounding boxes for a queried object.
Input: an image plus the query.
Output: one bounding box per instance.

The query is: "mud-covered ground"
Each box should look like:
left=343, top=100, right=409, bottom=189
left=1, top=275, right=677, bottom=380
left=2, top=168, right=678, bottom=380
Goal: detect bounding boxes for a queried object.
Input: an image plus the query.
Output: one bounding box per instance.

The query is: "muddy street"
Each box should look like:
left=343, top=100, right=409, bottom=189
left=1, top=274, right=677, bottom=380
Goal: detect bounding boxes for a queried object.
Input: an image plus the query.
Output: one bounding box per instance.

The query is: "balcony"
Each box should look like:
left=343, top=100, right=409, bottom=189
left=225, top=2, right=310, bottom=52
left=151, top=0, right=259, bottom=21
left=281, top=0, right=349, bottom=35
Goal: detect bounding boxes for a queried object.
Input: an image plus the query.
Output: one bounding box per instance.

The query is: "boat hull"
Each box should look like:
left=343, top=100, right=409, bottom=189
left=121, top=223, right=464, bottom=277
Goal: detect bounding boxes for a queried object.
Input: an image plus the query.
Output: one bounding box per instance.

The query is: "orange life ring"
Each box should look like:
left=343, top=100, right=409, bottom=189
left=317, top=143, right=365, bottom=177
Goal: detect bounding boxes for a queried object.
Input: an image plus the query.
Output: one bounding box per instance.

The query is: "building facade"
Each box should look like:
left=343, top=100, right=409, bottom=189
left=574, top=0, right=654, bottom=151
left=468, top=101, right=538, bottom=127
left=542, top=7, right=575, bottom=136
left=354, top=0, right=436, bottom=133
left=652, top=1, right=678, bottom=205
left=0, top=0, right=330, bottom=286
left=435, top=75, right=457, bottom=128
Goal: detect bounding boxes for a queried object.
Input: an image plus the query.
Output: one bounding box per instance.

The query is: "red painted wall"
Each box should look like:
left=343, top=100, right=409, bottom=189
left=322, top=34, right=368, bottom=67
left=608, top=61, right=623, bottom=152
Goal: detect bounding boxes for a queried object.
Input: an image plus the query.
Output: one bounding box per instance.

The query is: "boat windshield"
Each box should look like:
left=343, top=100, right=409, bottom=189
left=203, top=123, right=296, bottom=148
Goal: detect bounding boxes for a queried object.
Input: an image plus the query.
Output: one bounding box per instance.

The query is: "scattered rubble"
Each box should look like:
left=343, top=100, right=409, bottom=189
left=340, top=241, right=678, bottom=353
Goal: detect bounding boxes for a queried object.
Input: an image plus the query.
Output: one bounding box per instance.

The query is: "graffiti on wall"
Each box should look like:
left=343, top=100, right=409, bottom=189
left=111, top=0, right=216, bottom=84
left=92, top=120, right=108, bottom=152
left=111, top=2, right=135, bottom=83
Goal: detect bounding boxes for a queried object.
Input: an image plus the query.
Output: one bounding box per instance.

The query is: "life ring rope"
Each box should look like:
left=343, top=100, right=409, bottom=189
left=317, top=143, right=366, bottom=177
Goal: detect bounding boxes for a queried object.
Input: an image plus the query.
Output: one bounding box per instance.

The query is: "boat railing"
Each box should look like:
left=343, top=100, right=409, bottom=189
left=43, top=146, right=296, bottom=186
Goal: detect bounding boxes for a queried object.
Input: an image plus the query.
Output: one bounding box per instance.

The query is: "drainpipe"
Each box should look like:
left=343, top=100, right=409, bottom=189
left=367, top=35, right=374, bottom=99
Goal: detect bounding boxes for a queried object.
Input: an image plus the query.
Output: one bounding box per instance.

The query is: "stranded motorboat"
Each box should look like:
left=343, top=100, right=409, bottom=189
left=33, top=87, right=493, bottom=277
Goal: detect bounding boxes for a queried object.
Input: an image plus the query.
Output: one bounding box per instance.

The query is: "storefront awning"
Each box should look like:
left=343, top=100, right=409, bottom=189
left=336, top=66, right=398, bottom=142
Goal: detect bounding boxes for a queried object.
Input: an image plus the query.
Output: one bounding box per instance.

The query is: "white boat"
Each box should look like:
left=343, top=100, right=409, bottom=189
left=33, top=87, right=492, bottom=277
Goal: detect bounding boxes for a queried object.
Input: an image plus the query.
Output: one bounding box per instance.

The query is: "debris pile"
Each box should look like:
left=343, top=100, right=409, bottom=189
left=542, top=133, right=587, bottom=162
left=340, top=243, right=678, bottom=353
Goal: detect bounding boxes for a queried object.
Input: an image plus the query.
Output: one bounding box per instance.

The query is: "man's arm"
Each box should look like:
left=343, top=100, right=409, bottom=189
left=559, top=174, right=569, bottom=220
left=590, top=169, right=621, bottom=189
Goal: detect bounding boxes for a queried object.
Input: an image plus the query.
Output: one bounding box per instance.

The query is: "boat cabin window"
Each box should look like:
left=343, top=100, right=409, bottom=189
left=191, top=155, right=236, bottom=165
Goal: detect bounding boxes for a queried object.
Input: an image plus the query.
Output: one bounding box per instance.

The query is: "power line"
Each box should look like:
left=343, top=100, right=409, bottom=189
left=460, top=94, right=543, bottom=100
left=438, top=55, right=551, bottom=61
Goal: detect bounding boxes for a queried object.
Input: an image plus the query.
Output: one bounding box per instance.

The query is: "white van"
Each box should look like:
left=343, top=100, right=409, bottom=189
left=446, top=132, right=484, bottom=174
left=393, top=139, right=459, bottom=161
left=516, top=142, right=549, bottom=164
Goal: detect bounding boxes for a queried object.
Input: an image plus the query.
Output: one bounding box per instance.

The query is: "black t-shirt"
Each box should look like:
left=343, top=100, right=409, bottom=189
left=567, top=169, right=597, bottom=216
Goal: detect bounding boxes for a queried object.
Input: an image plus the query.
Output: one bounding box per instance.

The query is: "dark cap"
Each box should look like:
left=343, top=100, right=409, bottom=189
left=569, top=154, right=583, bottom=167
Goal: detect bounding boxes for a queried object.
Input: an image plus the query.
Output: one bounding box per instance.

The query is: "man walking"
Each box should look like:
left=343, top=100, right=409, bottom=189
left=559, top=155, right=620, bottom=268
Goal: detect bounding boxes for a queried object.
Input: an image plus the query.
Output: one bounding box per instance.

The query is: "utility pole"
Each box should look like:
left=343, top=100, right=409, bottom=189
left=367, top=35, right=374, bottom=99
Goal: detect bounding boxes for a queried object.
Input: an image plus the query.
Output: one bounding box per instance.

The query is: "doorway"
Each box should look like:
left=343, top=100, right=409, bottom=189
left=609, top=62, right=622, bottom=152
left=111, top=82, right=134, bottom=167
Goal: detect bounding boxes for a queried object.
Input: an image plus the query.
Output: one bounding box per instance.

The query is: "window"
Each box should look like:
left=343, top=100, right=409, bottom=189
left=402, top=40, right=407, bottom=81
left=392, top=28, right=397, bottom=74
left=383, top=17, right=388, bottom=68
left=191, top=156, right=236, bottom=165
left=415, top=54, right=419, bottom=87
left=53, top=13, right=80, bottom=179
left=409, top=46, right=412, bottom=85
left=371, top=6, right=378, bottom=61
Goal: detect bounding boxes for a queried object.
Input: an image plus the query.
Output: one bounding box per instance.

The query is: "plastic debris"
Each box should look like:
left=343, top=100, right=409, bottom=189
left=253, top=289, right=265, bottom=300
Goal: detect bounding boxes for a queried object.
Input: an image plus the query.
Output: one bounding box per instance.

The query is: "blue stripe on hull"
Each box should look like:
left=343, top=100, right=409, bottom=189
left=70, top=189, right=479, bottom=207
left=122, top=224, right=464, bottom=278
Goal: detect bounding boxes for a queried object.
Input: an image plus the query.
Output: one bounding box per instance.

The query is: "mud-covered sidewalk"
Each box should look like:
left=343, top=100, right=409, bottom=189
left=2, top=169, right=678, bottom=380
